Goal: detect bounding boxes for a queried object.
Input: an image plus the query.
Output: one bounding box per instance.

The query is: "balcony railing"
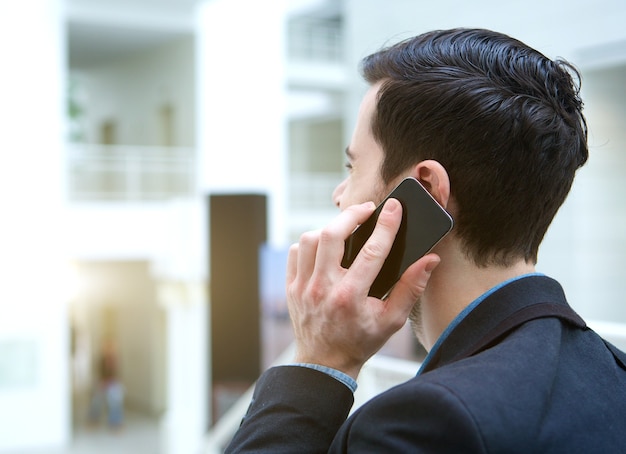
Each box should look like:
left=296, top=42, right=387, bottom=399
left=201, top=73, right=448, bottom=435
left=67, top=143, right=196, bottom=202
left=67, top=145, right=342, bottom=210
left=288, top=16, right=343, bottom=63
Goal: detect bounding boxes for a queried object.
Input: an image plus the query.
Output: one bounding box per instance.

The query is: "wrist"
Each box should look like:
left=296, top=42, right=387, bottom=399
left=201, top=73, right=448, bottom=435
left=293, top=351, right=364, bottom=380
left=293, top=363, right=358, bottom=392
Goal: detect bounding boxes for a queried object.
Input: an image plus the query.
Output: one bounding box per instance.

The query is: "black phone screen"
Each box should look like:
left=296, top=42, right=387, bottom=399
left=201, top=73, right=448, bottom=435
left=341, top=177, right=453, bottom=299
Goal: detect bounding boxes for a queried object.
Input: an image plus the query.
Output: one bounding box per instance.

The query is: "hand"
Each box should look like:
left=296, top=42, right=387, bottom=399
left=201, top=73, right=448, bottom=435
left=286, top=198, right=440, bottom=379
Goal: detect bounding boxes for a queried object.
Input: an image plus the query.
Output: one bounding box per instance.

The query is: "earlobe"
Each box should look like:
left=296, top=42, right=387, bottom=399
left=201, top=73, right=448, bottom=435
left=413, top=160, right=451, bottom=208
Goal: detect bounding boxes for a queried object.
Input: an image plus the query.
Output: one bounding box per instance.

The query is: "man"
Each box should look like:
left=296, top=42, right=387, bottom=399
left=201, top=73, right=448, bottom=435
left=226, top=28, right=626, bottom=453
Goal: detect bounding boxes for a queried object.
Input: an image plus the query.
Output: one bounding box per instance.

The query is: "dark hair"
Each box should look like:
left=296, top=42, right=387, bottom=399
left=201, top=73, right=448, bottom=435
left=361, top=28, right=588, bottom=266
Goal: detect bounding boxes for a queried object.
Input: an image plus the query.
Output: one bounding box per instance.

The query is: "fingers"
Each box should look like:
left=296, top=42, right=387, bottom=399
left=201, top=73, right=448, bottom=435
left=313, top=201, right=376, bottom=269
left=296, top=229, right=320, bottom=286
left=403, top=253, right=441, bottom=299
left=287, top=201, right=376, bottom=296
left=286, top=242, right=298, bottom=284
left=284, top=198, right=440, bottom=379
left=383, top=253, right=441, bottom=326
left=343, top=198, right=404, bottom=291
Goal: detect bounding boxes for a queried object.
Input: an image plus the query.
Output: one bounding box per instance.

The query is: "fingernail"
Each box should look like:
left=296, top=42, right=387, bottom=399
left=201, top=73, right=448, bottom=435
left=382, top=199, right=398, bottom=214
left=360, top=201, right=375, bottom=210
left=425, top=257, right=440, bottom=273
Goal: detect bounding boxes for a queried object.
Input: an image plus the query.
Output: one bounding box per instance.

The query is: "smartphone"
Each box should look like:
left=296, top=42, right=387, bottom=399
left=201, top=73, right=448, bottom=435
left=341, top=177, right=453, bottom=299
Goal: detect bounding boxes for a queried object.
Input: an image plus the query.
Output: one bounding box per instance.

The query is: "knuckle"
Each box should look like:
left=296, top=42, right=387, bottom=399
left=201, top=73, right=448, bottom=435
left=307, top=274, right=329, bottom=302
left=397, top=274, right=426, bottom=301
left=318, top=226, right=336, bottom=245
left=359, top=239, right=387, bottom=262
left=410, top=274, right=429, bottom=297
left=332, top=283, right=357, bottom=308
left=388, top=314, right=406, bottom=332
left=299, top=230, right=319, bottom=246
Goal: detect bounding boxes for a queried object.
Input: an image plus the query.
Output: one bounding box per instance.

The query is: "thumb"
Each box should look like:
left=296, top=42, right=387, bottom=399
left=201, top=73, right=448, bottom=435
left=378, top=254, right=440, bottom=337
left=392, top=253, right=440, bottom=305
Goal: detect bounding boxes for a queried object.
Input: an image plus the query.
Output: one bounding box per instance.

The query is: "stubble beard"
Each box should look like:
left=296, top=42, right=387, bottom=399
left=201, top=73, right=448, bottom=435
left=373, top=179, right=391, bottom=206
left=408, top=297, right=426, bottom=348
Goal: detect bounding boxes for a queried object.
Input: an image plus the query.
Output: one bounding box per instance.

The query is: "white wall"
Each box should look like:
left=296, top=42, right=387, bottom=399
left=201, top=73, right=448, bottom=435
left=289, top=118, right=343, bottom=173
left=343, top=0, right=626, bottom=132
left=343, top=0, right=626, bottom=323
left=74, top=36, right=196, bottom=147
left=66, top=203, right=175, bottom=260
left=0, top=0, right=70, bottom=451
left=551, top=63, right=626, bottom=322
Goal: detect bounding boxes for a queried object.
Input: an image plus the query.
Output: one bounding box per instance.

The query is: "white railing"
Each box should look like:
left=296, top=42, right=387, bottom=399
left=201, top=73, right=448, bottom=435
left=203, top=321, right=626, bottom=453
left=67, top=146, right=339, bottom=208
left=67, top=143, right=196, bottom=201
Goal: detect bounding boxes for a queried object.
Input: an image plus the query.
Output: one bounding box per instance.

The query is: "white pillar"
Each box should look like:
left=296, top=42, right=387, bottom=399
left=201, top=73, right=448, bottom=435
left=158, top=281, right=208, bottom=454
left=154, top=198, right=209, bottom=454
left=194, top=1, right=288, bottom=448
left=196, top=0, right=288, bottom=247
left=0, top=0, right=69, bottom=451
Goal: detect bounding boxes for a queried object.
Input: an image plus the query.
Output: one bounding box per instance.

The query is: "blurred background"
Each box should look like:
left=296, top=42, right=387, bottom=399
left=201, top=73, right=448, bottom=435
left=0, top=0, right=625, bottom=452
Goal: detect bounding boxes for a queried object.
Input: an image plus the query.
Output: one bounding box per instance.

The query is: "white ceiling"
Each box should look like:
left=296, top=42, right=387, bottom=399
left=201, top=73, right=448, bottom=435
left=67, top=0, right=200, bottom=68
left=66, top=0, right=341, bottom=69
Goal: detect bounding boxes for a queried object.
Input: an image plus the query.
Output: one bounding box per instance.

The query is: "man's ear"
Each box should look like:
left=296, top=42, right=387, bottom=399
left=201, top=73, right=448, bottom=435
left=412, top=160, right=451, bottom=208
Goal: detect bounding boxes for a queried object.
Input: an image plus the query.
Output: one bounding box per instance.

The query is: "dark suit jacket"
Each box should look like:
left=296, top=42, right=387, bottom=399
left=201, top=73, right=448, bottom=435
left=226, top=276, right=626, bottom=453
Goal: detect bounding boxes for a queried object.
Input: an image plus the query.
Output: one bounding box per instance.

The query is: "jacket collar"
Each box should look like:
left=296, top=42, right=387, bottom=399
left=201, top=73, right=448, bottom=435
left=419, top=275, right=585, bottom=374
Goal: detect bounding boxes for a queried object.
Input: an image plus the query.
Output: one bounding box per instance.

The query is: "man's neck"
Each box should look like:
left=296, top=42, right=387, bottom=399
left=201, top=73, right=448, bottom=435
left=418, top=249, right=536, bottom=351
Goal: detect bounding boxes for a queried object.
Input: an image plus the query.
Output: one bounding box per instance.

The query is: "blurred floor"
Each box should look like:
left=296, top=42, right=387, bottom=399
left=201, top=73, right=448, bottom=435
left=11, top=411, right=163, bottom=454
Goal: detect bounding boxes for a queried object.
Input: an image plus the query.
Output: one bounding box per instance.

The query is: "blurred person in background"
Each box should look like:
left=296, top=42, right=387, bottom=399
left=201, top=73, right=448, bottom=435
left=88, top=338, right=124, bottom=430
